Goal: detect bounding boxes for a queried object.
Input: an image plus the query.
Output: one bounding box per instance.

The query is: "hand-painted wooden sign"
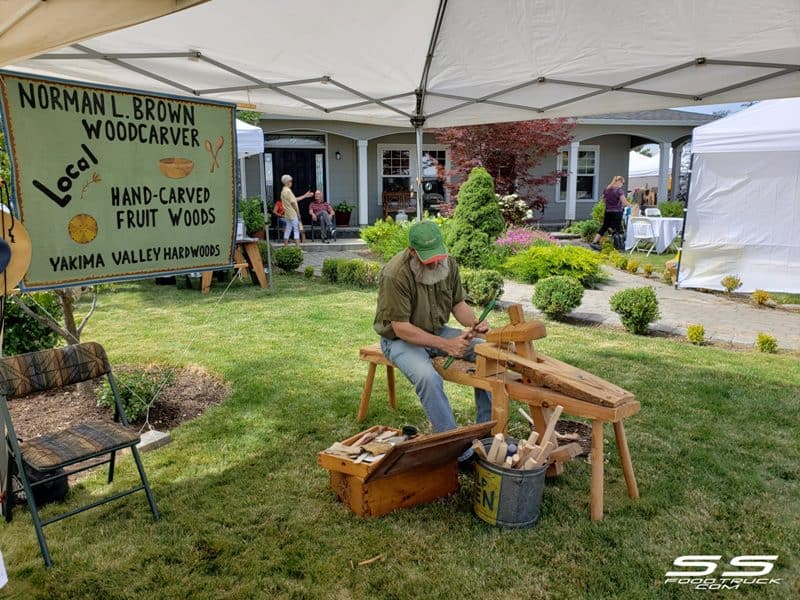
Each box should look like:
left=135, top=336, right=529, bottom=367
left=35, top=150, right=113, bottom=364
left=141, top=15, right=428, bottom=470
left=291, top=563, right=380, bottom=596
left=0, top=72, right=236, bottom=290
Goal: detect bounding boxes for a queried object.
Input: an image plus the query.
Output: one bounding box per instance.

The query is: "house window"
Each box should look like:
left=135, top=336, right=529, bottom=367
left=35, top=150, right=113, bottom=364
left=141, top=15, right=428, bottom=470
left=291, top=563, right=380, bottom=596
left=556, top=147, right=599, bottom=202
left=381, top=149, right=410, bottom=192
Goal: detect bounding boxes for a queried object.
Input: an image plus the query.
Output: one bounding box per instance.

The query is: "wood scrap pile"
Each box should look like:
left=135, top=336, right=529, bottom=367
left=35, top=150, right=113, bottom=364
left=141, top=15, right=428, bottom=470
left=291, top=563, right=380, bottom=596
left=470, top=405, right=582, bottom=470
left=324, top=427, right=407, bottom=463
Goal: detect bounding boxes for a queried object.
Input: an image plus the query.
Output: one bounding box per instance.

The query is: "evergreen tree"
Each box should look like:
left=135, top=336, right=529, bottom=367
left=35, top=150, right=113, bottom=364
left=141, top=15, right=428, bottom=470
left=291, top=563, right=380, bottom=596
left=444, top=167, right=504, bottom=269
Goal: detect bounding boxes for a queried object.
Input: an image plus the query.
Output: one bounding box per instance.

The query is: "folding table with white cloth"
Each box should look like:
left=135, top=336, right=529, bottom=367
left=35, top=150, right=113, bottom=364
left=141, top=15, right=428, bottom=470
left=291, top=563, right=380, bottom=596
left=625, top=217, right=683, bottom=254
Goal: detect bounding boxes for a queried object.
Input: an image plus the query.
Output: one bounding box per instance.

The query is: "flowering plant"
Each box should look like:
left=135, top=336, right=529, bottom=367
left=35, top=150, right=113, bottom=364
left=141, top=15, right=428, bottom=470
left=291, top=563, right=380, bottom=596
left=495, top=226, right=557, bottom=254
left=496, top=193, right=532, bottom=226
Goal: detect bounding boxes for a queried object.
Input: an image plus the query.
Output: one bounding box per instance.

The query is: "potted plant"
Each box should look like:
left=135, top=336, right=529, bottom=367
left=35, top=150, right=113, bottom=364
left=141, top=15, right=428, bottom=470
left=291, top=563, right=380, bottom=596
left=241, top=197, right=267, bottom=239
left=334, top=202, right=353, bottom=227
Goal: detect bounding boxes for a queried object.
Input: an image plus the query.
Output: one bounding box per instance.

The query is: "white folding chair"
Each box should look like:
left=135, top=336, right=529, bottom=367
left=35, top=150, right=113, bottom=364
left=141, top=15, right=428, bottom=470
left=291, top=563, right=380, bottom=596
left=644, top=207, right=662, bottom=217
left=628, top=217, right=658, bottom=256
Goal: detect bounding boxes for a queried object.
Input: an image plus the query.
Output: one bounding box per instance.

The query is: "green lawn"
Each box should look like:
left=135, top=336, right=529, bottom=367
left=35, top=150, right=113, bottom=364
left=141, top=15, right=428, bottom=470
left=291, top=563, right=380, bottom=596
left=2, top=276, right=799, bottom=599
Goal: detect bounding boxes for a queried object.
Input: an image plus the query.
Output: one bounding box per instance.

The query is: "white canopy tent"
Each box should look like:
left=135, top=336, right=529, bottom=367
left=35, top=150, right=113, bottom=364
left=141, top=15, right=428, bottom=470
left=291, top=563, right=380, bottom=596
left=678, top=99, right=800, bottom=293
left=235, top=118, right=264, bottom=159
left=0, top=0, right=207, bottom=65
left=3, top=0, right=800, bottom=214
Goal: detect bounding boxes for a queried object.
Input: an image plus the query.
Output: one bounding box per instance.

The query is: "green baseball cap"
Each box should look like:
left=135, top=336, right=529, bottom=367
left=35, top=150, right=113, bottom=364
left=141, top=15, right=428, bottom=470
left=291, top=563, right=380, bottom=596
left=408, top=221, right=447, bottom=264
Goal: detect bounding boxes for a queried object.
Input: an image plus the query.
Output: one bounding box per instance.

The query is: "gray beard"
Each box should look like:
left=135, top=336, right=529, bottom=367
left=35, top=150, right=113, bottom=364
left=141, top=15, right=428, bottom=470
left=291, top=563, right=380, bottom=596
left=410, top=256, right=450, bottom=285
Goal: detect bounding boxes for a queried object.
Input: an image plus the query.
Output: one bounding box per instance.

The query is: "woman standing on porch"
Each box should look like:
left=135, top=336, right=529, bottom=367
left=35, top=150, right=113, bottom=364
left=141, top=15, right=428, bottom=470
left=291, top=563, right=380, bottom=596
left=280, top=174, right=312, bottom=247
left=591, top=175, right=630, bottom=250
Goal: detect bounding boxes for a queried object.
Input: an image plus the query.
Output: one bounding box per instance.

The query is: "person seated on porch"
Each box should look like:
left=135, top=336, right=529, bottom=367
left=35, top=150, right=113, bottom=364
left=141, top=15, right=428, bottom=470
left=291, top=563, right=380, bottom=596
left=309, top=190, right=336, bottom=243
left=373, top=221, right=491, bottom=467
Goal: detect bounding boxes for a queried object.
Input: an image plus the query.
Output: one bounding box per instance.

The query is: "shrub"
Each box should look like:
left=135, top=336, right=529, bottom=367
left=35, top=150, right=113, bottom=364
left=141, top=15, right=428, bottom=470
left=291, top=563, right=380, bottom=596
left=591, top=200, right=605, bottom=224
left=444, top=167, right=505, bottom=269
left=599, top=238, right=615, bottom=255
left=496, top=193, right=531, bottom=226
left=533, top=276, right=584, bottom=318
left=643, top=263, right=654, bottom=277
left=661, top=269, right=673, bottom=284
left=751, top=289, right=771, bottom=306
left=687, top=323, right=705, bottom=345
left=657, top=200, right=685, bottom=218
left=494, top=227, right=557, bottom=254
left=96, top=366, right=174, bottom=421
left=563, top=219, right=599, bottom=242
left=608, top=251, right=628, bottom=271
left=626, top=259, right=640, bottom=273
left=321, top=258, right=380, bottom=288
left=272, top=246, right=303, bottom=272
left=240, top=197, right=266, bottom=235
left=504, top=244, right=604, bottom=287
left=610, top=286, right=660, bottom=334
left=755, top=332, right=778, bottom=353
left=461, top=269, right=504, bottom=306
left=360, top=217, right=410, bottom=261
left=304, top=266, right=315, bottom=279
left=3, top=292, right=63, bottom=355
left=720, top=274, right=742, bottom=293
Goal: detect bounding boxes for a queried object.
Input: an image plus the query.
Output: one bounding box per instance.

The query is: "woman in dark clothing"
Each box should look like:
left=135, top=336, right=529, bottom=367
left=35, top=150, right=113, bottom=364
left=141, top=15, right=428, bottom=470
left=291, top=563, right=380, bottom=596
left=591, top=175, right=630, bottom=249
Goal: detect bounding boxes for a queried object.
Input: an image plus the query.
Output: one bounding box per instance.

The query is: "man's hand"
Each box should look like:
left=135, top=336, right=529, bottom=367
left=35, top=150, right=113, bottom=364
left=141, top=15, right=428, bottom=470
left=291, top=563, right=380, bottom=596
left=311, top=214, right=318, bottom=221
left=472, top=319, right=490, bottom=335
left=440, top=331, right=471, bottom=358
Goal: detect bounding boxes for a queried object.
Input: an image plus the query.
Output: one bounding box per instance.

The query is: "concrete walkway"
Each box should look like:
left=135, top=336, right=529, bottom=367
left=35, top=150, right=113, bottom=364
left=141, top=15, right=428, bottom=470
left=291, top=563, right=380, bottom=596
left=292, top=241, right=800, bottom=351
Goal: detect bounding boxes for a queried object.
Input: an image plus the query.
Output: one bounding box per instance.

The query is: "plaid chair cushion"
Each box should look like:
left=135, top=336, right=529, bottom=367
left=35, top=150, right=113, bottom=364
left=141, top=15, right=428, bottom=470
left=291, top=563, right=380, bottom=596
left=21, top=421, right=140, bottom=471
left=0, top=342, right=110, bottom=399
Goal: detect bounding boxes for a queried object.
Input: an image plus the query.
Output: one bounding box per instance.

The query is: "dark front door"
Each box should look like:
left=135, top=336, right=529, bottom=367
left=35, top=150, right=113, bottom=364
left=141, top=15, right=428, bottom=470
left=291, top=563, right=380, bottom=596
left=273, top=149, right=324, bottom=226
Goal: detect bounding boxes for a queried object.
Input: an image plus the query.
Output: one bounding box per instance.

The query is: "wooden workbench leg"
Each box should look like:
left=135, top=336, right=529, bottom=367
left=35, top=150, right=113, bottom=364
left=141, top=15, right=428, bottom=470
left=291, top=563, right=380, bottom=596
left=386, top=366, right=396, bottom=410
left=241, top=242, right=268, bottom=288
left=201, top=271, right=213, bottom=293
left=591, top=419, right=604, bottom=521
left=490, top=381, right=509, bottom=435
left=530, top=405, right=548, bottom=436
left=357, top=363, right=377, bottom=422
left=613, top=421, right=639, bottom=499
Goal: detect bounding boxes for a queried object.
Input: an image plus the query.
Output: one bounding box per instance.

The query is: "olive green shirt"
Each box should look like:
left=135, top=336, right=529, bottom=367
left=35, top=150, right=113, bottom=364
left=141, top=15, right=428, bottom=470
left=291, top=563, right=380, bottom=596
left=373, top=249, right=465, bottom=339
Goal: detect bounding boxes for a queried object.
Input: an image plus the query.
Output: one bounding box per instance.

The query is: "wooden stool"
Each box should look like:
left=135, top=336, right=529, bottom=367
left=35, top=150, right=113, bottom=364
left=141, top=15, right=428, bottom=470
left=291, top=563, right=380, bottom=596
left=357, top=344, right=397, bottom=422
left=200, top=240, right=267, bottom=293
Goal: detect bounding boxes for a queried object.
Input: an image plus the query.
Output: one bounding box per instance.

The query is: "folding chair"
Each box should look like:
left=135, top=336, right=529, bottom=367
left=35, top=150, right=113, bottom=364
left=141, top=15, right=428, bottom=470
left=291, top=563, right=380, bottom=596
left=0, top=342, right=158, bottom=567
left=644, top=207, right=662, bottom=217
left=628, top=217, right=658, bottom=256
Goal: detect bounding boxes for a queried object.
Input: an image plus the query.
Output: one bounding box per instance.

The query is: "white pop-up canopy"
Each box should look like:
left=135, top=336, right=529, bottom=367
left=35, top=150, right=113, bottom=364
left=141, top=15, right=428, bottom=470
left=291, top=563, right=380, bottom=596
left=3, top=0, right=800, bottom=214
left=678, top=99, right=800, bottom=293
left=235, top=119, right=264, bottom=158
left=5, top=0, right=800, bottom=128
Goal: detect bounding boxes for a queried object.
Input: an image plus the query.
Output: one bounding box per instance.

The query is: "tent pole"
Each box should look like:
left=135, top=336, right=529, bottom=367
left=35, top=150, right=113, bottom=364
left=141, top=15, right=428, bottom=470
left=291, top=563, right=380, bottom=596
left=414, top=125, right=424, bottom=218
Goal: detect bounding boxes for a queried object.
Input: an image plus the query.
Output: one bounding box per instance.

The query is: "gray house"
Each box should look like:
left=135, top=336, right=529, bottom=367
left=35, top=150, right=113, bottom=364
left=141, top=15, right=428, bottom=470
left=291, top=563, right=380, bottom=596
left=240, top=109, right=714, bottom=227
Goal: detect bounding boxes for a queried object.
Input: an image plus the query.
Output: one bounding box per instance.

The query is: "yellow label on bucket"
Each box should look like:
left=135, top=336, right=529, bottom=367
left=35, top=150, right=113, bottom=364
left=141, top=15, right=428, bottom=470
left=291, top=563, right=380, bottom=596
left=474, top=463, right=502, bottom=525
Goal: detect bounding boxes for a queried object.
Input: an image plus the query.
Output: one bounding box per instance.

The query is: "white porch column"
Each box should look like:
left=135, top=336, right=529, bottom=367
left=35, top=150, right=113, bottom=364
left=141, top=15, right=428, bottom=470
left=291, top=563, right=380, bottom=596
left=239, top=158, right=247, bottom=198
left=658, top=142, right=670, bottom=203
left=566, top=141, right=579, bottom=221
left=670, top=144, right=681, bottom=200
left=357, top=139, right=369, bottom=226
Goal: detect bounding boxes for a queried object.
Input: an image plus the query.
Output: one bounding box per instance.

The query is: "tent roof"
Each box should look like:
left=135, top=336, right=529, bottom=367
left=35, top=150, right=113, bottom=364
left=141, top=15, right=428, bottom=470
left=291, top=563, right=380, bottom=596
left=4, top=0, right=800, bottom=128
left=692, top=98, right=800, bottom=153
left=235, top=119, right=263, bottom=158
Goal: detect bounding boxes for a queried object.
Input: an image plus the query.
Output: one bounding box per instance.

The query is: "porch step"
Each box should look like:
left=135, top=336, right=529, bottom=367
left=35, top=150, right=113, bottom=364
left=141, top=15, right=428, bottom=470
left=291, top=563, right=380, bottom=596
left=299, top=239, right=368, bottom=253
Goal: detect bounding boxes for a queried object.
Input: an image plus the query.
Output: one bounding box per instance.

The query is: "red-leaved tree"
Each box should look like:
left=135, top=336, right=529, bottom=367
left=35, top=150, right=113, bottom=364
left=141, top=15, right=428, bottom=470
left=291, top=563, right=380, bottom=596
left=434, top=118, right=575, bottom=212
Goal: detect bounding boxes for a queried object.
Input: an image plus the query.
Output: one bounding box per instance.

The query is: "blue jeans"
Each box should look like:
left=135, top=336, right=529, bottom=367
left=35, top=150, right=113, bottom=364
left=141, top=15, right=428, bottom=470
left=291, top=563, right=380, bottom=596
left=380, top=326, right=492, bottom=432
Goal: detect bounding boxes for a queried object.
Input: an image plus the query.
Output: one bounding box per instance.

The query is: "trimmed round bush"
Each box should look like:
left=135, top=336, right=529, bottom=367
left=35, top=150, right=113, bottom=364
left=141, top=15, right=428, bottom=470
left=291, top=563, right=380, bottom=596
left=533, top=276, right=584, bottom=318
left=610, top=286, right=660, bottom=334
left=461, top=268, right=504, bottom=306
left=272, top=246, right=303, bottom=272
left=756, top=332, right=778, bottom=353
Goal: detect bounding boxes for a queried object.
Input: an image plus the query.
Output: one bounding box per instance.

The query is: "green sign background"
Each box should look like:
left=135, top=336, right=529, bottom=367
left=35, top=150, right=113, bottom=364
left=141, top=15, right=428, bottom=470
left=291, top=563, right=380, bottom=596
left=0, top=72, right=236, bottom=290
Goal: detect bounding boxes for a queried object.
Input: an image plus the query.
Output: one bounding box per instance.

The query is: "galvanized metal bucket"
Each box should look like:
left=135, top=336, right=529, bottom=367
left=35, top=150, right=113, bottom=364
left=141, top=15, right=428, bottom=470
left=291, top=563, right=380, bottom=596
left=473, top=438, right=547, bottom=528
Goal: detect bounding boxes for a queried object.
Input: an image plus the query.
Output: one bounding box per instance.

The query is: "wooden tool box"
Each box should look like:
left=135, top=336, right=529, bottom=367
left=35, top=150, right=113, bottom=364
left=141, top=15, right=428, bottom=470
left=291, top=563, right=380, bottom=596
left=317, top=422, right=494, bottom=517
